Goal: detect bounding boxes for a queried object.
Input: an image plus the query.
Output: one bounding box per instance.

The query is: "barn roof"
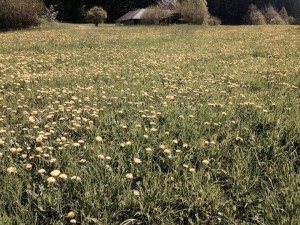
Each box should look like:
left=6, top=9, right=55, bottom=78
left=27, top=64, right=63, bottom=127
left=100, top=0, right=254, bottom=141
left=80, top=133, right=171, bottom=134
left=115, top=9, right=146, bottom=22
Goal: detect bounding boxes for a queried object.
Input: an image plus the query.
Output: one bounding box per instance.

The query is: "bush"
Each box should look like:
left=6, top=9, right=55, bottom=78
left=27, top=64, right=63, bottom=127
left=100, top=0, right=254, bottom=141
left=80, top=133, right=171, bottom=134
left=247, top=4, right=266, bottom=25
left=44, top=5, right=59, bottom=22
left=175, top=0, right=209, bottom=25
left=86, top=6, right=107, bottom=26
left=207, top=16, right=221, bottom=25
left=141, top=6, right=170, bottom=25
left=0, top=0, right=44, bottom=30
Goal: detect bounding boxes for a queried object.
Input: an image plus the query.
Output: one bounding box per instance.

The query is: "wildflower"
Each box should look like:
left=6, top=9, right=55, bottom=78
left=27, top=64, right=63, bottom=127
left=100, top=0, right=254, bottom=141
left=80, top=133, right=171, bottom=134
left=50, top=170, right=61, bottom=177
left=67, top=211, right=75, bottom=219
left=133, top=158, right=142, bottom=164
left=145, top=147, right=152, bottom=152
left=125, top=173, right=133, bottom=179
left=24, top=163, right=32, bottom=170
left=189, top=168, right=196, bottom=173
left=7, top=167, right=17, bottom=174
left=98, top=154, right=105, bottom=159
left=71, top=176, right=81, bottom=181
left=47, top=177, right=56, bottom=183
left=59, top=173, right=68, bottom=180
left=38, top=169, right=46, bottom=174
left=95, top=136, right=103, bottom=142
left=202, top=159, right=210, bottom=166
left=133, top=190, right=140, bottom=196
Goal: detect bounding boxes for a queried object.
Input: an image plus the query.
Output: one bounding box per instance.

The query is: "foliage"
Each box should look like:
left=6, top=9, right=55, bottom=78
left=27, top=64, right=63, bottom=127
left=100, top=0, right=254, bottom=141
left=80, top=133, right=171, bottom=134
left=77, top=4, right=87, bottom=23
left=263, top=5, right=282, bottom=24
left=44, top=5, right=59, bottom=22
left=86, top=6, right=107, bottom=26
left=176, top=0, right=209, bottom=24
left=247, top=4, right=266, bottom=25
left=207, top=15, right=221, bottom=25
left=279, top=7, right=295, bottom=24
left=0, top=0, right=44, bottom=30
left=141, top=6, right=170, bottom=25
left=0, top=24, right=300, bottom=224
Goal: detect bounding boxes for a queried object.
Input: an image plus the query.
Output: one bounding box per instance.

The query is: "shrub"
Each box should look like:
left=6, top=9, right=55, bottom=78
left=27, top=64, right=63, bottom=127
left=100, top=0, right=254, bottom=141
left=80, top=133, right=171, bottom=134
left=44, top=5, right=59, bottom=22
left=0, top=0, right=44, bottom=30
left=247, top=4, right=266, bottom=25
left=86, top=6, right=107, bottom=26
left=175, top=0, right=209, bottom=24
left=207, top=16, right=221, bottom=25
left=141, top=6, right=170, bottom=25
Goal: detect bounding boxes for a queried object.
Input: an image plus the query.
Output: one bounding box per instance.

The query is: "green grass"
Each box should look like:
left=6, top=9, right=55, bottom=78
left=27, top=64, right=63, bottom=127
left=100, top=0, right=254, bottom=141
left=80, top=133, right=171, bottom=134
left=0, top=24, right=299, bottom=224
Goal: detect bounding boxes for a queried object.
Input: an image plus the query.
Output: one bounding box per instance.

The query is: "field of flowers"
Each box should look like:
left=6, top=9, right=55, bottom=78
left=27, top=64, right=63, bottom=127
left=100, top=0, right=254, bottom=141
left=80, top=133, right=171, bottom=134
left=0, top=24, right=299, bottom=224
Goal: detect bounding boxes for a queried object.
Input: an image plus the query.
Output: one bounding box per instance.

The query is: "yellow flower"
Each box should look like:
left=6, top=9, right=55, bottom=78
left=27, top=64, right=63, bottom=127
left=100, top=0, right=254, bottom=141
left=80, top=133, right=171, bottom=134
left=133, top=158, right=142, bottom=164
left=59, top=173, right=68, bottom=180
left=50, top=169, right=61, bottom=177
left=125, top=173, right=133, bottom=179
left=95, top=136, right=103, bottom=142
left=67, top=211, right=75, bottom=219
left=38, top=169, right=46, bottom=174
left=7, top=167, right=17, bottom=174
left=202, top=159, right=210, bottom=165
left=47, top=177, right=56, bottom=183
left=133, top=190, right=140, bottom=196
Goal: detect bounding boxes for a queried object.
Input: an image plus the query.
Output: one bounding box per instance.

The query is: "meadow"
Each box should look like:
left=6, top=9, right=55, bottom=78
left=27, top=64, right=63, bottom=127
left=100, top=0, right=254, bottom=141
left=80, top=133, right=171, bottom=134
left=0, top=24, right=299, bottom=224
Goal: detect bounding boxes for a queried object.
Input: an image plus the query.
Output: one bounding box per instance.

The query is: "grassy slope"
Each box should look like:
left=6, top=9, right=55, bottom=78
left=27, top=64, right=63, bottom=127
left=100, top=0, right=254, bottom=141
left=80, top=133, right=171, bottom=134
left=0, top=24, right=299, bottom=224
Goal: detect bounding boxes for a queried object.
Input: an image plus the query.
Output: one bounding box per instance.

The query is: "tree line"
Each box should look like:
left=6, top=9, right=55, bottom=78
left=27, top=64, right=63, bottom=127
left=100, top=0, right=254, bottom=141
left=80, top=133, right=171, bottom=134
left=44, top=0, right=299, bottom=24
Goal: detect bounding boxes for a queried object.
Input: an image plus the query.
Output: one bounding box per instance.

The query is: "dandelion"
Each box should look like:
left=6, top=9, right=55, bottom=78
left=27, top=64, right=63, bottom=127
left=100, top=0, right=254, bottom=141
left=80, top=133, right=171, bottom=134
left=67, top=211, right=75, bottom=219
left=159, top=144, right=166, bottom=150
left=183, top=143, right=189, bottom=148
left=189, top=168, right=196, bottom=173
left=95, top=136, right=103, bottom=142
left=202, top=159, right=210, bottom=166
left=145, top=147, right=152, bottom=152
left=7, top=167, right=17, bottom=174
left=38, top=169, right=46, bottom=174
left=133, top=158, right=142, bottom=164
left=71, top=176, right=81, bottom=181
left=47, top=177, right=56, bottom=183
left=133, top=190, right=140, bottom=196
left=24, top=163, right=32, bottom=170
left=59, top=173, right=68, bottom=180
left=125, top=173, right=133, bottom=179
left=98, top=154, right=105, bottom=159
left=50, top=170, right=61, bottom=177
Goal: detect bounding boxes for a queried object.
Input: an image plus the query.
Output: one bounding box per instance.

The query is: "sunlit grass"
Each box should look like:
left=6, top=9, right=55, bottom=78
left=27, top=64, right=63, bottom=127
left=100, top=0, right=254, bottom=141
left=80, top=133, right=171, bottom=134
left=0, top=24, right=299, bottom=224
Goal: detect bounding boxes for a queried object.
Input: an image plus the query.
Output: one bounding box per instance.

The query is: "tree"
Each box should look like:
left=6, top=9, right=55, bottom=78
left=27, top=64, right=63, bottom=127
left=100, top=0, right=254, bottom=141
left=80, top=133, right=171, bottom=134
left=247, top=4, right=266, bottom=25
left=86, top=6, right=107, bottom=26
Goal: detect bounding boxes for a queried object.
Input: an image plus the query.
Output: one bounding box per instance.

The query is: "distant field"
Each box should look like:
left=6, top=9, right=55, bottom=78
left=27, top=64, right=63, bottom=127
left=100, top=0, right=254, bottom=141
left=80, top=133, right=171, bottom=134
left=0, top=24, right=299, bottom=224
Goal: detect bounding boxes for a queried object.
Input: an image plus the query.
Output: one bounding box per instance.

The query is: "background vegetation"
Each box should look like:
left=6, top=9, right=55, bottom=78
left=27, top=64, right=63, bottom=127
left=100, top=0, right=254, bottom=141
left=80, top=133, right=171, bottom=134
left=0, top=24, right=299, bottom=224
left=0, top=0, right=44, bottom=30
left=42, top=0, right=300, bottom=24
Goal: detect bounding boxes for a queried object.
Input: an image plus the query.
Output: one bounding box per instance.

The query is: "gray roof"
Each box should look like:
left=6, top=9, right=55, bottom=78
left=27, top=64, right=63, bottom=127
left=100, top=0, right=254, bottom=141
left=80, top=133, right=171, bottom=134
left=115, top=9, right=146, bottom=22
